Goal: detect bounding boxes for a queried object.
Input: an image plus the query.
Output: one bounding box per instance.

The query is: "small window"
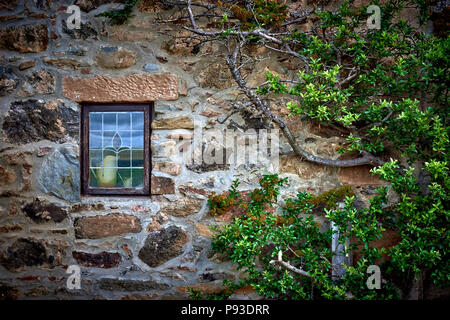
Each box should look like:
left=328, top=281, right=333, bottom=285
left=81, top=104, right=152, bottom=196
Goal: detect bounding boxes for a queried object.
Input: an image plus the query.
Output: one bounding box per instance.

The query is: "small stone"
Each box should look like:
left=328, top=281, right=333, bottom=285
left=22, top=199, right=68, bottom=223
left=179, top=80, right=188, bottom=96
left=162, top=30, right=200, bottom=56
left=37, top=147, right=52, bottom=157
left=152, top=161, right=181, bottom=176
left=95, top=47, right=137, bottom=69
left=196, top=224, right=215, bottom=238
left=196, top=62, right=233, bottom=89
left=0, top=24, right=48, bottom=53
left=43, top=58, right=87, bottom=71
left=151, top=141, right=176, bottom=158
left=24, top=286, right=50, bottom=297
left=74, top=213, right=141, bottom=239
left=67, top=46, right=87, bottom=56
left=0, top=224, right=22, bottom=233
left=0, top=66, right=19, bottom=96
left=0, top=238, right=47, bottom=272
left=0, top=284, right=20, bottom=300
left=151, top=176, right=175, bottom=194
left=138, top=226, right=188, bottom=267
left=70, top=202, right=105, bottom=213
left=200, top=109, right=222, bottom=117
left=18, top=60, right=36, bottom=71
left=17, top=69, right=55, bottom=96
left=143, top=63, right=159, bottom=71
left=0, top=166, right=16, bottom=186
left=72, top=251, right=121, bottom=268
left=98, top=278, right=168, bottom=291
left=152, top=117, right=194, bottom=130
left=62, top=20, right=98, bottom=40
left=160, top=197, right=204, bottom=217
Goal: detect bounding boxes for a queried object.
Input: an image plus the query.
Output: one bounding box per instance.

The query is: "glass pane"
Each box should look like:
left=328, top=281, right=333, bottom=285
left=118, top=113, right=131, bottom=130
left=132, top=130, right=144, bottom=149
left=103, top=113, right=116, bottom=130
left=118, top=150, right=130, bottom=167
left=132, top=112, right=144, bottom=130
left=88, top=111, right=145, bottom=189
left=131, top=149, right=144, bottom=167
left=132, top=168, right=144, bottom=188
left=89, top=168, right=98, bottom=187
left=89, top=150, right=102, bottom=167
left=103, top=131, right=115, bottom=148
left=118, top=131, right=131, bottom=148
left=117, top=169, right=132, bottom=188
left=89, top=131, right=102, bottom=149
left=90, top=113, right=102, bottom=130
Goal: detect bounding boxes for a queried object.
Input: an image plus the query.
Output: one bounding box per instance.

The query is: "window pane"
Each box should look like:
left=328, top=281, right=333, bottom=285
left=88, top=111, right=145, bottom=189
left=118, top=113, right=131, bottom=130
left=90, top=113, right=102, bottom=130
left=132, top=168, right=144, bottom=188
left=132, top=130, right=144, bottom=149
left=132, top=112, right=144, bottom=130
left=118, top=150, right=130, bottom=167
left=118, top=131, right=131, bottom=148
left=131, top=149, right=144, bottom=167
left=117, top=169, right=132, bottom=187
left=89, top=131, right=102, bottom=149
left=103, top=113, right=116, bottom=130
left=89, top=149, right=102, bottom=167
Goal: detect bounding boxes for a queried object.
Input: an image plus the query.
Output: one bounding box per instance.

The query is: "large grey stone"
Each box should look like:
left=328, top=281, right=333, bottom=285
left=39, top=144, right=80, bottom=202
left=138, top=226, right=188, bottom=267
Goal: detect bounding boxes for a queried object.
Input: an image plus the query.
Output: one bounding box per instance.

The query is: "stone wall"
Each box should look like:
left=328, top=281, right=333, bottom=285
left=0, top=0, right=390, bottom=300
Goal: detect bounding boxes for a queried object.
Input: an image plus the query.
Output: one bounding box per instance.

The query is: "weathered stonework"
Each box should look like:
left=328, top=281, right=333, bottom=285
left=2, top=100, right=79, bottom=145
left=0, top=1, right=429, bottom=301
left=0, top=239, right=47, bottom=272
left=0, top=66, right=19, bottom=96
left=98, top=278, right=168, bottom=291
left=160, top=197, right=204, bottom=217
left=62, top=74, right=178, bottom=102
left=0, top=24, right=49, bottom=53
left=151, top=176, right=175, bottom=195
left=95, top=46, right=138, bottom=69
left=22, top=199, right=68, bottom=223
left=138, top=226, right=188, bottom=267
left=151, top=116, right=194, bottom=130
left=72, top=251, right=122, bottom=268
left=74, top=214, right=142, bottom=239
left=39, top=144, right=80, bottom=202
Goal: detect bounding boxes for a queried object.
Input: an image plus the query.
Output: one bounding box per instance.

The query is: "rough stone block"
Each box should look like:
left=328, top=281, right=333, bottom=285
left=74, top=213, right=142, bottom=239
left=62, top=74, right=178, bottom=102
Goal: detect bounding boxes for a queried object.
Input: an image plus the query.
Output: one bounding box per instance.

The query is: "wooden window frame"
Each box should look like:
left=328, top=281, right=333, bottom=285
left=80, top=103, right=152, bottom=196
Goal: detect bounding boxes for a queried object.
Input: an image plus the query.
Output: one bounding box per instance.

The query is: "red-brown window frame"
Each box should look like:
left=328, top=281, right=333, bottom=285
left=80, top=103, right=152, bottom=196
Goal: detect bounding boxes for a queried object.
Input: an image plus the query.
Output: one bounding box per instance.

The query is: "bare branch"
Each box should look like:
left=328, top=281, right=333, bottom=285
left=226, top=52, right=385, bottom=167
left=270, top=250, right=312, bottom=278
